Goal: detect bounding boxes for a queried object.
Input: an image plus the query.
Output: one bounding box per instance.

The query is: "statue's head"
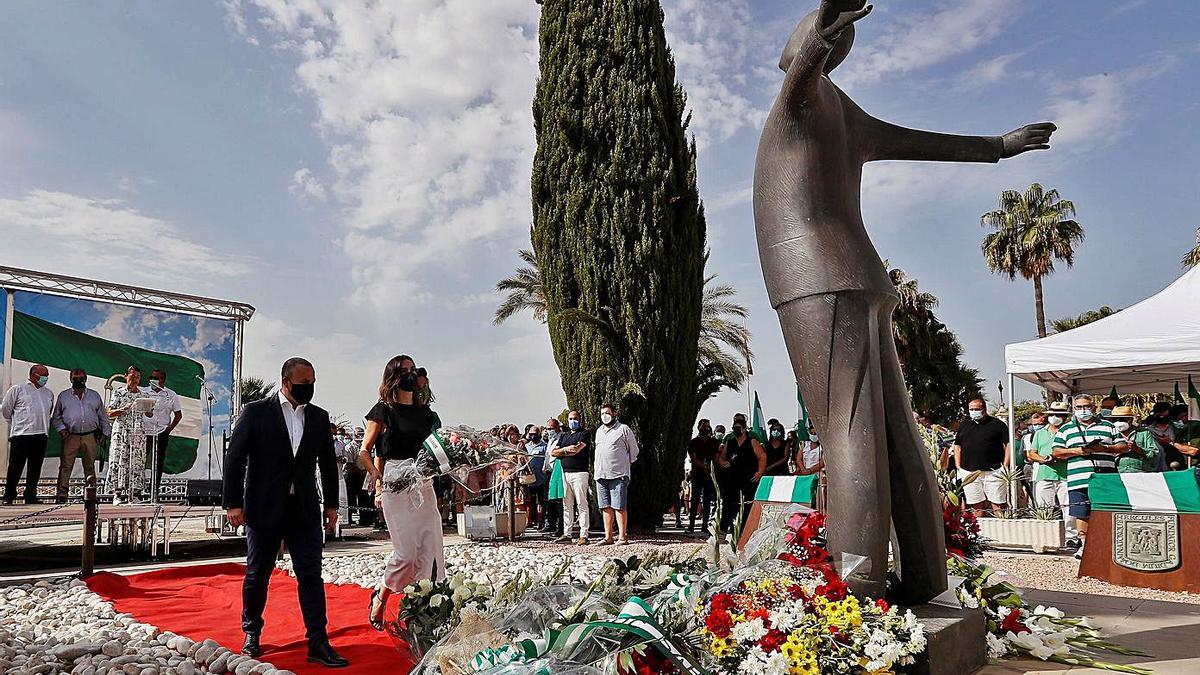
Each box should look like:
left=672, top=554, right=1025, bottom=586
left=779, top=9, right=854, bottom=74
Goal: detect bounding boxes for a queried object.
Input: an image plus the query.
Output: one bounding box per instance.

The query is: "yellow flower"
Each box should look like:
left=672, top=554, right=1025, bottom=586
left=709, top=636, right=734, bottom=658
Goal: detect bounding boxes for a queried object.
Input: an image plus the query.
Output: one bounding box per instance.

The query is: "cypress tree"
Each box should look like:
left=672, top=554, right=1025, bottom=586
left=531, top=0, right=706, bottom=530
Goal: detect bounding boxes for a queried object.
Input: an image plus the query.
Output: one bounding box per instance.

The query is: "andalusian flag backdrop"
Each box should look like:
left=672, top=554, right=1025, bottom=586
left=11, top=311, right=206, bottom=474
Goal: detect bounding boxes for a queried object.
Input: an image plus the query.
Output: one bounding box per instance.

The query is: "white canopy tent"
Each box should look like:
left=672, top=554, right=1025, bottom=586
left=997, top=266, right=1200, bottom=503
left=1005, top=265, right=1200, bottom=396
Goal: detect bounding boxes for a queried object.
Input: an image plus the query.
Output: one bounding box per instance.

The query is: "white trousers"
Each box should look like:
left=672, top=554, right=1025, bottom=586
left=562, top=471, right=591, bottom=537
left=1034, top=479, right=1077, bottom=539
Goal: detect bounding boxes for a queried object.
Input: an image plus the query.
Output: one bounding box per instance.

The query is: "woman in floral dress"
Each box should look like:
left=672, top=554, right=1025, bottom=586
left=107, top=365, right=150, bottom=504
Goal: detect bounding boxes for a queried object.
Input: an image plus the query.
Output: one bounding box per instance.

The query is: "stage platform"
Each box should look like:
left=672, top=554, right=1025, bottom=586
left=0, top=501, right=228, bottom=564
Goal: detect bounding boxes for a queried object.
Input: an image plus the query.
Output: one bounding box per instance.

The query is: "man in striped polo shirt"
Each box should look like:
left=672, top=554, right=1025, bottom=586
left=1051, top=394, right=1129, bottom=559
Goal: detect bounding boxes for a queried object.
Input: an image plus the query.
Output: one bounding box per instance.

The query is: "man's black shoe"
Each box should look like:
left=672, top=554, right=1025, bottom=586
left=241, top=633, right=261, bottom=657
left=307, top=641, right=349, bottom=668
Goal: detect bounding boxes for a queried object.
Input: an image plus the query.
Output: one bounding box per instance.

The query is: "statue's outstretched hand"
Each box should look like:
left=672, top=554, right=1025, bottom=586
left=818, top=0, right=873, bottom=39
left=1001, top=122, right=1056, bottom=158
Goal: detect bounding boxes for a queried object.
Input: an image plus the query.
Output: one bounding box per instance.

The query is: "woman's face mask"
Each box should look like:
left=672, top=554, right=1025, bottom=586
left=1047, top=415, right=1064, bottom=426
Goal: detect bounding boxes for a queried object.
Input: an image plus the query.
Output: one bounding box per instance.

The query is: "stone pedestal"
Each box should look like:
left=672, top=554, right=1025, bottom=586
left=900, top=604, right=987, bottom=675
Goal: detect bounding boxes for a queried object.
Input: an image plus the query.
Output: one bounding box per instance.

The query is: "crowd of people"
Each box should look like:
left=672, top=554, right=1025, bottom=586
left=920, top=394, right=1199, bottom=560
left=2, top=363, right=183, bottom=505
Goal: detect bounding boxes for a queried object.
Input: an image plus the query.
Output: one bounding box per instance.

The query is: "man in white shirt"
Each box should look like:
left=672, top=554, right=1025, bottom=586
left=2, top=364, right=55, bottom=505
left=143, top=369, right=183, bottom=497
left=593, top=402, right=640, bottom=545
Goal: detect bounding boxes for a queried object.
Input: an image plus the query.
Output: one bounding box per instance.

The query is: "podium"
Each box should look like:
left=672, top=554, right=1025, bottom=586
left=1078, top=470, right=1200, bottom=593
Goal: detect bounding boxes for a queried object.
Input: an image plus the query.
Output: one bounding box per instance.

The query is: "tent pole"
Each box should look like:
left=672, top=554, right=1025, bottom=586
left=1007, top=373, right=1017, bottom=509
left=1, top=289, right=13, bottom=477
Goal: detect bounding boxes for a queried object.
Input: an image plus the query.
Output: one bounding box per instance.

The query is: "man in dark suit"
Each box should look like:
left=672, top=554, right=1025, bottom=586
left=223, top=357, right=347, bottom=668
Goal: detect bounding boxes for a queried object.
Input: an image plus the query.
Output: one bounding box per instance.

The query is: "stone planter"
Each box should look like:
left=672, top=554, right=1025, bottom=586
left=977, top=517, right=1065, bottom=553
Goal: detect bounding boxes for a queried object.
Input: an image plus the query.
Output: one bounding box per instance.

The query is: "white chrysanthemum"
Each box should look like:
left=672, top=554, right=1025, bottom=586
left=732, top=617, right=768, bottom=643
left=738, top=646, right=769, bottom=675
left=762, top=651, right=790, bottom=675
left=986, top=633, right=1009, bottom=659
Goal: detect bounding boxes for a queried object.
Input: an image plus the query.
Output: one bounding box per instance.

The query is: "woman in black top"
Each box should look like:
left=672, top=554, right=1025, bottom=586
left=362, top=355, right=442, bottom=630
left=716, top=422, right=766, bottom=534
left=763, top=419, right=791, bottom=476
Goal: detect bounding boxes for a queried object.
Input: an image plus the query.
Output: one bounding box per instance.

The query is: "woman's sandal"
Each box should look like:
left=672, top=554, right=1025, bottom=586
left=368, top=588, right=385, bottom=631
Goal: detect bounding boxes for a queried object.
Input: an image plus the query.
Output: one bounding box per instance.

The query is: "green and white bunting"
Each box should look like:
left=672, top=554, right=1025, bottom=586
left=9, top=311, right=206, bottom=474
left=754, top=475, right=818, bottom=505
left=1088, top=470, right=1200, bottom=514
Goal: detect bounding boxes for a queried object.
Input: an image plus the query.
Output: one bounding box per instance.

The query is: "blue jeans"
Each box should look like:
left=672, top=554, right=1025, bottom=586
left=596, top=476, right=630, bottom=510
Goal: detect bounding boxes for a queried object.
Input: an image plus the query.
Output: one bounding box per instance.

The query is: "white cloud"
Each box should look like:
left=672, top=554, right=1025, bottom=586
left=289, top=167, right=327, bottom=201
left=116, top=175, right=157, bottom=194
left=232, top=0, right=540, bottom=311
left=662, top=0, right=770, bottom=146
left=1043, top=74, right=1126, bottom=148
left=0, top=190, right=253, bottom=287
left=957, top=51, right=1027, bottom=89
left=841, top=0, right=1024, bottom=87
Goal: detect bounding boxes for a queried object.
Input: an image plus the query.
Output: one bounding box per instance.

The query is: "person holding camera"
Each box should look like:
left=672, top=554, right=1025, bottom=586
left=1052, top=394, right=1129, bottom=560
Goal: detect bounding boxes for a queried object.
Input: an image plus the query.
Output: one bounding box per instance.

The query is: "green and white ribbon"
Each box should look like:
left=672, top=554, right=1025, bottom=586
left=470, top=598, right=707, bottom=675
left=423, top=433, right=452, bottom=474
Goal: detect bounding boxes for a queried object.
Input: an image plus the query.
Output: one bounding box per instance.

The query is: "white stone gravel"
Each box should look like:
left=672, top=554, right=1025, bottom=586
left=982, top=551, right=1200, bottom=605
left=0, top=578, right=292, bottom=675
left=279, top=544, right=621, bottom=589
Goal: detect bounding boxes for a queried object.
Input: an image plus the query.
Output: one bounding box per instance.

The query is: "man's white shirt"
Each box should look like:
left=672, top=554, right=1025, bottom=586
left=1, top=381, right=55, bottom=437
left=278, top=390, right=305, bottom=457
left=143, top=386, right=182, bottom=435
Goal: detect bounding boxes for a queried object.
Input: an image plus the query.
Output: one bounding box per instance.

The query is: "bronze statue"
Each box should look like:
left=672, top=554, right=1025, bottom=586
left=754, top=0, right=1055, bottom=603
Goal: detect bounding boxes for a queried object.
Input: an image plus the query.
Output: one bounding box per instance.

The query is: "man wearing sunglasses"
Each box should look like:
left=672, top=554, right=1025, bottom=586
left=1051, top=394, right=1129, bottom=559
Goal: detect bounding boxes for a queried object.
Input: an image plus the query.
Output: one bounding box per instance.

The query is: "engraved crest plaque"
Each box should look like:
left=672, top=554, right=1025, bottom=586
left=1113, top=512, right=1180, bottom=572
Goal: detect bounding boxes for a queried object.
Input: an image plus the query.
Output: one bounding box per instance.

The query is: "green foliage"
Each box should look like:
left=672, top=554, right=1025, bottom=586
left=531, top=0, right=706, bottom=529
left=493, top=249, right=547, bottom=325
left=1050, top=305, right=1118, bottom=333
left=1012, top=400, right=1044, bottom=423
left=981, top=183, right=1084, bottom=338
left=238, top=377, right=275, bottom=409
left=885, top=261, right=983, bottom=423
left=1183, top=226, right=1200, bottom=269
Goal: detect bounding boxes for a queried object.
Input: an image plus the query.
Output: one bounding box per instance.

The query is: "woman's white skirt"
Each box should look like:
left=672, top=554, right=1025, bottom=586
left=381, top=461, right=446, bottom=592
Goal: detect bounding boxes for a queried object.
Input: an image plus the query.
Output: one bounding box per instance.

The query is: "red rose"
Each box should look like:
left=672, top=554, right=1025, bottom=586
left=759, top=629, right=787, bottom=653
left=816, top=577, right=848, bottom=601
left=710, top=593, right=736, bottom=613
left=705, top=609, right=734, bottom=638
left=1000, top=609, right=1030, bottom=635
left=875, top=598, right=889, bottom=612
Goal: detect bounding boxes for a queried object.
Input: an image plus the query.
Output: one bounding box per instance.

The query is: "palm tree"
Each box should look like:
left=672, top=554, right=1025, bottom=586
left=1183, top=226, right=1200, bottom=268
left=1050, top=305, right=1118, bottom=333
left=493, top=249, right=547, bottom=325
left=493, top=252, right=751, bottom=404
left=981, top=183, right=1084, bottom=338
left=238, top=377, right=275, bottom=410
left=884, top=260, right=937, bottom=366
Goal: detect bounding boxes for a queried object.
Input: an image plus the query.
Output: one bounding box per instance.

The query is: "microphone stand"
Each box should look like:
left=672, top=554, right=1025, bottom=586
left=196, top=376, right=216, bottom=481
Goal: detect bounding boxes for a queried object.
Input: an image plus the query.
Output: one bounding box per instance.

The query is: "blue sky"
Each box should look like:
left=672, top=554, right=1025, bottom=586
left=2, top=1, right=1197, bottom=431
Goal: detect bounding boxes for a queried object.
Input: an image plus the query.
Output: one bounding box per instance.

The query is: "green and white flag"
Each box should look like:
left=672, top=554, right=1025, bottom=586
left=1088, top=470, right=1200, bottom=514
left=754, top=474, right=819, bottom=505
left=10, top=311, right=205, bottom=474
left=750, top=391, right=766, bottom=443
left=795, top=384, right=811, bottom=441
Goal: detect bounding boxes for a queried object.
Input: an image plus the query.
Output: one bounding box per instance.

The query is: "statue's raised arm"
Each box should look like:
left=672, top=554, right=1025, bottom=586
left=858, top=113, right=1057, bottom=164
left=779, top=1, right=873, bottom=102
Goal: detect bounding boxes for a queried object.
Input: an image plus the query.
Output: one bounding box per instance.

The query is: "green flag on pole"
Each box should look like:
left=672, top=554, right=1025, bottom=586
left=795, top=384, right=811, bottom=441
left=1108, top=385, right=1119, bottom=402
left=1175, top=381, right=1186, bottom=404
left=1189, top=375, right=1200, bottom=403
left=751, top=391, right=766, bottom=443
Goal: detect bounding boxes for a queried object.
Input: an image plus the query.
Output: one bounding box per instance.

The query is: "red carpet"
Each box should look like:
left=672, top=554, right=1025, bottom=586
left=87, top=563, right=412, bottom=675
